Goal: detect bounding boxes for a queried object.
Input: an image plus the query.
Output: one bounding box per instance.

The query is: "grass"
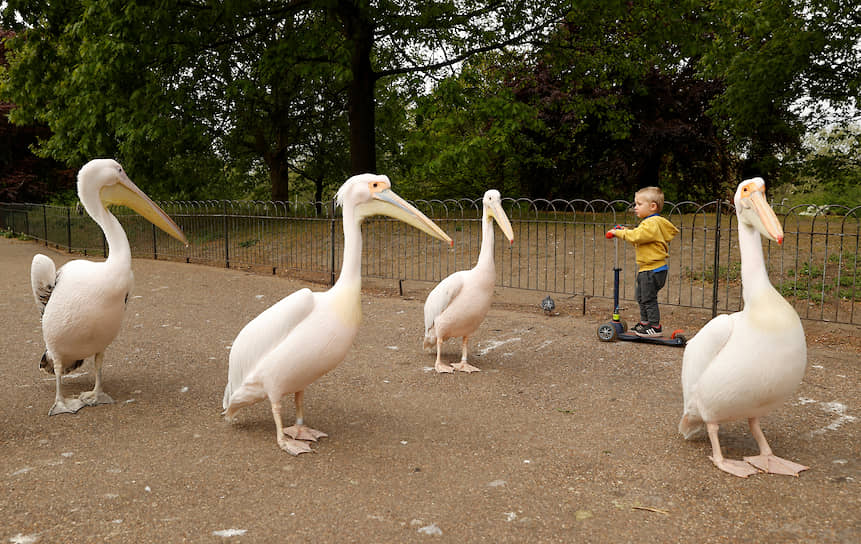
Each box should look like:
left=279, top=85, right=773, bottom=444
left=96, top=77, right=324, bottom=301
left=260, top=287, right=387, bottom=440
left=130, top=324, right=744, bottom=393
left=778, top=253, right=859, bottom=302
left=684, top=262, right=741, bottom=282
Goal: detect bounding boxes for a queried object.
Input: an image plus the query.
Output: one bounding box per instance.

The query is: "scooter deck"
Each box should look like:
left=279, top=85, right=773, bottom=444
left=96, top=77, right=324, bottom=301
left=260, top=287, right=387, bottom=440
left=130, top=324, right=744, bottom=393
left=617, top=332, right=686, bottom=346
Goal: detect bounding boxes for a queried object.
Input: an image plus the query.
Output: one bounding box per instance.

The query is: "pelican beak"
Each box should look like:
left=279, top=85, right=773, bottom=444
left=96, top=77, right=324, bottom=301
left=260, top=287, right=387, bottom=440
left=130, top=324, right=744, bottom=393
left=100, top=175, right=189, bottom=246
left=746, top=189, right=784, bottom=245
left=365, top=189, right=453, bottom=246
left=487, top=200, right=514, bottom=244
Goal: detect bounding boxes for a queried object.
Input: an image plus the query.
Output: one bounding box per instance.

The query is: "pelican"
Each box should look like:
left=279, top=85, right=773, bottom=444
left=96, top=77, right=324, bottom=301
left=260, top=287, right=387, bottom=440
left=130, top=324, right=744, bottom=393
left=679, top=177, right=807, bottom=477
left=423, top=189, right=514, bottom=373
left=222, top=174, right=452, bottom=454
left=31, top=159, right=188, bottom=416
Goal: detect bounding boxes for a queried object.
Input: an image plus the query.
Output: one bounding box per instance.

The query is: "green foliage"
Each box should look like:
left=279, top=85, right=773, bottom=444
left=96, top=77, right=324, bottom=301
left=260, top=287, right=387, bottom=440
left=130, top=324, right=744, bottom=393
left=685, top=262, right=742, bottom=283
left=1, top=1, right=859, bottom=203
left=401, top=52, right=542, bottom=200
left=780, top=253, right=860, bottom=302
left=773, top=124, right=861, bottom=208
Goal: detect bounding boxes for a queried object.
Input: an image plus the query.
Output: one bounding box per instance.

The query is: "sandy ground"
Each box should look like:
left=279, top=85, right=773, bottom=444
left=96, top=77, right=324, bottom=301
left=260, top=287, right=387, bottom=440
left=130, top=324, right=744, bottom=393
left=1, top=237, right=859, bottom=543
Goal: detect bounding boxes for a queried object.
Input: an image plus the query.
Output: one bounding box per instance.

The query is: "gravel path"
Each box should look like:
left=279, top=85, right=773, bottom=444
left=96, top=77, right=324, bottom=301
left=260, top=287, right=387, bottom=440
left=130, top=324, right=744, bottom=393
left=1, top=237, right=858, bottom=543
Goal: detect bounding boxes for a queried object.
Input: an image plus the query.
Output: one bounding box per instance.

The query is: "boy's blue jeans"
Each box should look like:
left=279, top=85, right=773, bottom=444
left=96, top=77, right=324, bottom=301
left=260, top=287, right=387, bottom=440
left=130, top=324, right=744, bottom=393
left=636, top=269, right=667, bottom=325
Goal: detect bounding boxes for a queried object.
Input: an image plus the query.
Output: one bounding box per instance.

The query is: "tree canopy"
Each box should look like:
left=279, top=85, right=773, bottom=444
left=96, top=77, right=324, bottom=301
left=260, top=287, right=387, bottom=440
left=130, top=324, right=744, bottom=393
left=1, top=1, right=859, bottom=203
left=1, top=0, right=565, bottom=200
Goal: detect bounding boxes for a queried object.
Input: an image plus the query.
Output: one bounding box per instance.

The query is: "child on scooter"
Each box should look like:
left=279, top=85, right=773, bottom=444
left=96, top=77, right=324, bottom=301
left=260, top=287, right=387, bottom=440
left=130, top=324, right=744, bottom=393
left=606, top=186, right=679, bottom=337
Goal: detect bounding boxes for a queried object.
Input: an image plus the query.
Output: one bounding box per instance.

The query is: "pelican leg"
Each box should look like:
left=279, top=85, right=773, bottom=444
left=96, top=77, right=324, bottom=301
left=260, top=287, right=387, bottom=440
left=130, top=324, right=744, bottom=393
left=707, top=423, right=759, bottom=478
left=434, top=336, right=454, bottom=374
left=284, top=391, right=328, bottom=442
left=743, top=418, right=808, bottom=476
left=452, top=336, right=480, bottom=373
left=79, top=352, right=114, bottom=406
left=272, top=399, right=313, bottom=455
left=48, top=359, right=85, bottom=416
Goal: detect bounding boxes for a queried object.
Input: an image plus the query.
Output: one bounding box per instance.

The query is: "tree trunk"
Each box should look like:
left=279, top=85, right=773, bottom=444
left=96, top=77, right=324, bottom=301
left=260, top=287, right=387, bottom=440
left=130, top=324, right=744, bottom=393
left=269, top=159, right=290, bottom=201
left=341, top=3, right=377, bottom=175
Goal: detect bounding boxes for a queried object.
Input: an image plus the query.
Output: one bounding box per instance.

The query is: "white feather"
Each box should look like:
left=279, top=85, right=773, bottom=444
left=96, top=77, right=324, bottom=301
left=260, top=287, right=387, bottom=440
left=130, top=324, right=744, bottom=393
left=30, top=253, right=56, bottom=316
left=223, top=288, right=314, bottom=409
left=423, top=272, right=465, bottom=348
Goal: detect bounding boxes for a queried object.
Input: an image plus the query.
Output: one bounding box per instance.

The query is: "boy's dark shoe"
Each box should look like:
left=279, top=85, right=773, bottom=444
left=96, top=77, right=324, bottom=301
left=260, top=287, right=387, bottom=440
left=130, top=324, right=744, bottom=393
left=631, top=322, right=649, bottom=335
left=634, top=323, right=663, bottom=337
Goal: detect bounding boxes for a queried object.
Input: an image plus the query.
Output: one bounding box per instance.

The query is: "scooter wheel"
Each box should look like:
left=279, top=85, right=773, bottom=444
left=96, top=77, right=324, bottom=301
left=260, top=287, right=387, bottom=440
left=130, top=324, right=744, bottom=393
left=597, top=323, right=617, bottom=342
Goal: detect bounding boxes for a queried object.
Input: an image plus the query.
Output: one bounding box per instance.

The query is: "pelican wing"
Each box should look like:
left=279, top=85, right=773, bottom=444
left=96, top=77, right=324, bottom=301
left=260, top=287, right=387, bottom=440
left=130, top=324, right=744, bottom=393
left=223, top=288, right=315, bottom=409
left=30, top=254, right=57, bottom=316
left=679, top=313, right=736, bottom=436
left=423, top=271, right=466, bottom=336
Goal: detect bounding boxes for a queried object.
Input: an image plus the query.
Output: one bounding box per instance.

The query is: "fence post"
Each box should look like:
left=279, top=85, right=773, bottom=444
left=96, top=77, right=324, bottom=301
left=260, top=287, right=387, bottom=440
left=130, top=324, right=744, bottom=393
left=66, top=207, right=72, bottom=252
left=711, top=199, right=722, bottom=318
left=42, top=205, right=48, bottom=246
left=223, top=201, right=230, bottom=268
left=329, top=196, right=336, bottom=286
left=152, top=223, right=158, bottom=260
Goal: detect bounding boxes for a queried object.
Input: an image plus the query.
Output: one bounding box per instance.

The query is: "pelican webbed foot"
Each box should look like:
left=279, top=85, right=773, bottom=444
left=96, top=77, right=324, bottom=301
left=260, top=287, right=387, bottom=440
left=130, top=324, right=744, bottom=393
left=743, top=455, right=808, bottom=476
left=452, top=361, right=481, bottom=373
left=278, top=435, right=314, bottom=455
left=284, top=424, right=328, bottom=442
left=49, top=397, right=85, bottom=416
left=435, top=361, right=454, bottom=373
left=709, top=456, right=761, bottom=478
left=79, top=390, right=115, bottom=406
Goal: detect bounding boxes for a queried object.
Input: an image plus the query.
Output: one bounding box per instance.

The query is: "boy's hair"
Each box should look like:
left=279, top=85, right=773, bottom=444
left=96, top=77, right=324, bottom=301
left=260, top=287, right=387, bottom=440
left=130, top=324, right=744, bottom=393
left=636, top=186, right=665, bottom=212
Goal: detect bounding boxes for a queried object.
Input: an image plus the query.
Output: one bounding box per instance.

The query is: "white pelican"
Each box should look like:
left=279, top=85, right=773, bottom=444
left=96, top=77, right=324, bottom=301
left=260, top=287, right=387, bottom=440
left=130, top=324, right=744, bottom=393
left=423, top=189, right=514, bottom=373
left=31, top=159, right=188, bottom=416
left=222, top=174, right=452, bottom=454
left=679, top=177, right=808, bottom=477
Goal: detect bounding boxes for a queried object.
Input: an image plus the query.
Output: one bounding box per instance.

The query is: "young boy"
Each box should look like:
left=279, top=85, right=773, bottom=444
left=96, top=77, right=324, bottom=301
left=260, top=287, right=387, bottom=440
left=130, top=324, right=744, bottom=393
left=606, top=187, right=679, bottom=337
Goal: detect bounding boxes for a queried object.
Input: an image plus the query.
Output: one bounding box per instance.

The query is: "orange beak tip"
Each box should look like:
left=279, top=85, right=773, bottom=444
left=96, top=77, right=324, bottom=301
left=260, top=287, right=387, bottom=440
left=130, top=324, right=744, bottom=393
left=449, top=240, right=454, bottom=248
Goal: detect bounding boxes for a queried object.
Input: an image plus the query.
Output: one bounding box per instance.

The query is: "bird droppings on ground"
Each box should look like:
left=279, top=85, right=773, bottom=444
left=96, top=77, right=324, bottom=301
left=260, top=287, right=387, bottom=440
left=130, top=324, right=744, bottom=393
left=810, top=401, right=857, bottom=435
left=476, top=337, right=521, bottom=355
left=8, top=534, right=40, bottom=544
left=212, top=529, right=247, bottom=537
left=417, top=523, right=443, bottom=536
left=488, top=479, right=506, bottom=487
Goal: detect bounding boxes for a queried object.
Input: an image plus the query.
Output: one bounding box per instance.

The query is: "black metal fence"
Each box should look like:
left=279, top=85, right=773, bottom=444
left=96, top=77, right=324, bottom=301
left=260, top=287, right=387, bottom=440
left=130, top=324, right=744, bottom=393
left=2, top=198, right=859, bottom=325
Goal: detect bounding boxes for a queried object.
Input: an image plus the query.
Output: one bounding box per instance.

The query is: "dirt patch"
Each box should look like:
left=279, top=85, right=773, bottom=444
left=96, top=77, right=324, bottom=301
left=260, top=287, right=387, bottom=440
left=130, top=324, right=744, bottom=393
left=1, top=238, right=858, bottom=543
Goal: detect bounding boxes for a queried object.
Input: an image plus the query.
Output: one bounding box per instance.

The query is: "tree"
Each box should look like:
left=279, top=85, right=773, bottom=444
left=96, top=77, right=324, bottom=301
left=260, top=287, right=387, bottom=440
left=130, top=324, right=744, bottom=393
left=405, top=3, right=730, bottom=201
left=0, top=28, right=74, bottom=202
left=1, top=0, right=567, bottom=200
left=694, top=0, right=861, bottom=180
left=403, top=1, right=861, bottom=201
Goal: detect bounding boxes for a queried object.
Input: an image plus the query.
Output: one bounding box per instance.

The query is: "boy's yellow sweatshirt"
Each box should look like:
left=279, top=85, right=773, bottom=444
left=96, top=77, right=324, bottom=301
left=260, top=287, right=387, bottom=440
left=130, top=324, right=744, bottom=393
left=614, top=215, right=680, bottom=272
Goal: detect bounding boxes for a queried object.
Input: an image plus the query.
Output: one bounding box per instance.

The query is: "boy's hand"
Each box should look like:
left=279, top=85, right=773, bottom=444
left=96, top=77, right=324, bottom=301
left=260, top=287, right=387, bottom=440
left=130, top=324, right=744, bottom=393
left=606, top=225, right=625, bottom=239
